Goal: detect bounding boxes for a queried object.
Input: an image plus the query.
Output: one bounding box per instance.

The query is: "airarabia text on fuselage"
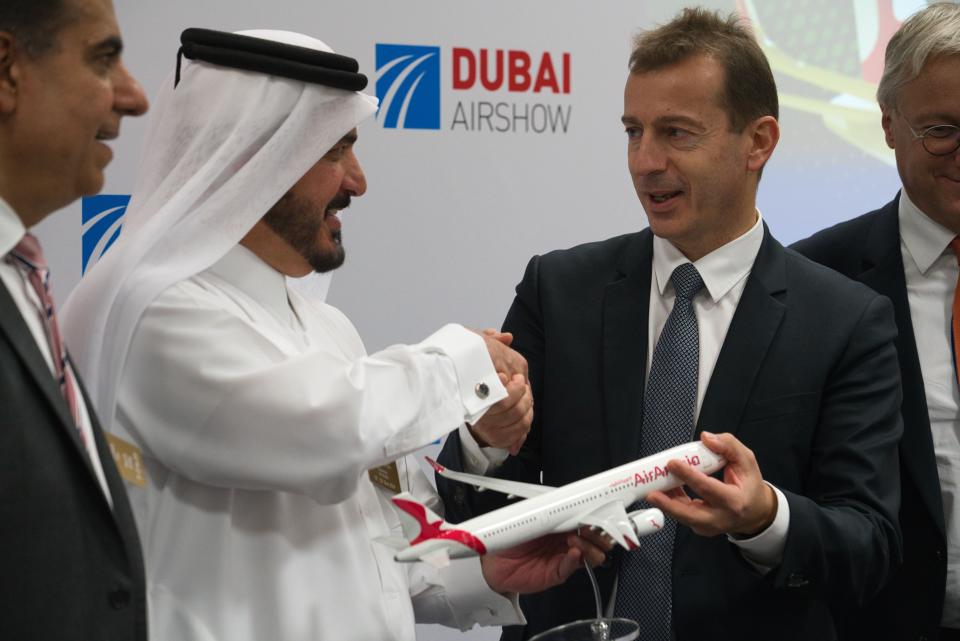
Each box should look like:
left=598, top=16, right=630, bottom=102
left=633, top=455, right=702, bottom=487
left=450, top=48, right=572, bottom=134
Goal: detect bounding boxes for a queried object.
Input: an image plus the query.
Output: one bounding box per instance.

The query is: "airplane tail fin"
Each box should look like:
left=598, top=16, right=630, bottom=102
left=391, top=491, right=445, bottom=544
left=390, top=492, right=488, bottom=564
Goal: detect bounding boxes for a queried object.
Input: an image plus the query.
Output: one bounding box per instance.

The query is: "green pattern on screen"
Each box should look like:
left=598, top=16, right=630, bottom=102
left=752, top=0, right=860, bottom=76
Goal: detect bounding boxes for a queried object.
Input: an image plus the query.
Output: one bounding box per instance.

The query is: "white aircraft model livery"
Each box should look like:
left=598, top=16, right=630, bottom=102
left=391, top=441, right=726, bottom=566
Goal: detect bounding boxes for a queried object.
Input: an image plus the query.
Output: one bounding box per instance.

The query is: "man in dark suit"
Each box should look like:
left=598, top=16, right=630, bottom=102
left=793, top=4, right=960, bottom=640
left=0, top=0, right=149, bottom=638
left=438, top=8, right=904, bottom=641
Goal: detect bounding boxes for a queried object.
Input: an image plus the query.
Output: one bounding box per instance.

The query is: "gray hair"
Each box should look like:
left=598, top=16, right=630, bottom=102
left=877, top=2, right=960, bottom=108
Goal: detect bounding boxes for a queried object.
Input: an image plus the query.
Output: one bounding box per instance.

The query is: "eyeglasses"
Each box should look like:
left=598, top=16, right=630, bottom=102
left=899, top=112, right=960, bottom=156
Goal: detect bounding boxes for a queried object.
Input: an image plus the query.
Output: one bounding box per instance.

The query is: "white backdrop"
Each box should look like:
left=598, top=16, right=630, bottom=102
left=37, top=1, right=928, bottom=638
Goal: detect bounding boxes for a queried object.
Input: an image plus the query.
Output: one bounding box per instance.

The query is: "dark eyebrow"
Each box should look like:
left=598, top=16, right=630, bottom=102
left=653, top=115, right=704, bottom=130
left=339, top=131, right=358, bottom=146
left=620, top=115, right=704, bottom=130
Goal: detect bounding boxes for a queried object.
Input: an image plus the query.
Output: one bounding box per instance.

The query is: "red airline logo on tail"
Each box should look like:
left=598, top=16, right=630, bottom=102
left=391, top=497, right=488, bottom=555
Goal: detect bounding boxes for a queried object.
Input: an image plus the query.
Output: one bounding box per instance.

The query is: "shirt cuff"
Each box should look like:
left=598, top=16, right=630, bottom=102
left=726, top=482, right=789, bottom=574
left=418, top=324, right=507, bottom=424
left=440, top=557, right=525, bottom=630
left=458, top=424, right=510, bottom=474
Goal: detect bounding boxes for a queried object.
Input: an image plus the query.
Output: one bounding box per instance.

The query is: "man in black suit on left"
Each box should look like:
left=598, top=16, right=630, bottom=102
left=0, top=1, right=149, bottom=639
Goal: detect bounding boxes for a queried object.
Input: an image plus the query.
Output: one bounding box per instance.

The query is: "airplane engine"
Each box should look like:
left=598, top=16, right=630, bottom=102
left=628, top=508, right=665, bottom=538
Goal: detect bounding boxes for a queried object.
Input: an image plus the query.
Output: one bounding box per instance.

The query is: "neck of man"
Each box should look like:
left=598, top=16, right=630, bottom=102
left=0, top=170, right=48, bottom=229
left=672, top=202, right=758, bottom=262
left=904, top=186, right=960, bottom=236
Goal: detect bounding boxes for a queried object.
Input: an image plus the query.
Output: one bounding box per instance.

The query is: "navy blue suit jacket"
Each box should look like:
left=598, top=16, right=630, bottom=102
left=439, top=226, right=903, bottom=641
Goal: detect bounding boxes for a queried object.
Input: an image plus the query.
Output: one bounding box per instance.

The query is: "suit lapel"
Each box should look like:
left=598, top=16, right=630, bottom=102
left=697, top=226, right=787, bottom=439
left=0, top=280, right=104, bottom=488
left=857, top=197, right=945, bottom=533
left=602, top=231, right=653, bottom=467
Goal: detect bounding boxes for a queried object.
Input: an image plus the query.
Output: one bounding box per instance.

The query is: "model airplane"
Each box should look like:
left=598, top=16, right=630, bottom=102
left=391, top=441, right=726, bottom=566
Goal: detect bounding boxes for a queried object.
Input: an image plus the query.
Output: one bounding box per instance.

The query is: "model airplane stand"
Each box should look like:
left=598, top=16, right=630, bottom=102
left=527, top=616, right=639, bottom=641
left=527, top=552, right=639, bottom=641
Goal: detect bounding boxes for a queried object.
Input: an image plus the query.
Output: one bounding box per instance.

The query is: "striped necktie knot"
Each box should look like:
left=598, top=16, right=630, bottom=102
left=11, top=232, right=47, bottom=271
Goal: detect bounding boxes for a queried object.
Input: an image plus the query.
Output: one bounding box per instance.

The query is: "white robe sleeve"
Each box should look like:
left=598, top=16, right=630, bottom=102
left=118, top=281, right=506, bottom=505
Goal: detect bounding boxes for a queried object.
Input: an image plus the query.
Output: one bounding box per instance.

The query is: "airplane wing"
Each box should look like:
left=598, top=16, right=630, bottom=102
left=425, top=456, right=554, bottom=499
left=578, top=501, right=649, bottom=551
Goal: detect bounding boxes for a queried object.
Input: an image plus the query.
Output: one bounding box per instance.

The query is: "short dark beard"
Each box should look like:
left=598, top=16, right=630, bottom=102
left=262, top=192, right=350, bottom=273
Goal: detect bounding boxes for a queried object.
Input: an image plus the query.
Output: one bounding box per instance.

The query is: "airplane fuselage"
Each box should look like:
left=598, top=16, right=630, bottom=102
left=395, top=441, right=724, bottom=561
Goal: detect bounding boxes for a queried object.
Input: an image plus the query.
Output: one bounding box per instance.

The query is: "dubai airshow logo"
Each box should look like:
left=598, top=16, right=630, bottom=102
left=375, top=43, right=571, bottom=134
left=81, top=194, right=129, bottom=274
left=376, top=44, right=441, bottom=130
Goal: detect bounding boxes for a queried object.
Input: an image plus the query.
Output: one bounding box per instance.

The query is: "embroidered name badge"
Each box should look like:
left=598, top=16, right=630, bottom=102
left=106, top=433, right=146, bottom=488
left=368, top=461, right=402, bottom=494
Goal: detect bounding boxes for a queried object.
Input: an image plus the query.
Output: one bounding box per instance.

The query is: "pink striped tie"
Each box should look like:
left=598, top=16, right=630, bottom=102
left=9, top=233, right=83, bottom=437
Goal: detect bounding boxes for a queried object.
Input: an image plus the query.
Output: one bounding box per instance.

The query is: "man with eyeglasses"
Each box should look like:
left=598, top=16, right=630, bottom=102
left=794, top=3, right=960, bottom=640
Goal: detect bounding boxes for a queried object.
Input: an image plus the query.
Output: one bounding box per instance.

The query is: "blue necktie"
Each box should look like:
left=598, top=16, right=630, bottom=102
left=613, top=262, right=704, bottom=640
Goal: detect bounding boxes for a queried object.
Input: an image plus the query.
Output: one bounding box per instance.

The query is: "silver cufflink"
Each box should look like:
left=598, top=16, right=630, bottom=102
left=475, top=382, right=490, bottom=399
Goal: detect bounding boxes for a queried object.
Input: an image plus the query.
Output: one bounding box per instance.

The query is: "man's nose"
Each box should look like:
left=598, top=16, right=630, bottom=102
left=343, top=152, right=366, bottom=197
left=114, top=62, right=149, bottom=117
left=628, top=136, right=669, bottom=178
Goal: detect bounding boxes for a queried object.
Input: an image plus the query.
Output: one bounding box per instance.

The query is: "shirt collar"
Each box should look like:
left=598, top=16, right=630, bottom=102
left=0, top=196, right=26, bottom=257
left=899, top=189, right=956, bottom=275
left=652, top=211, right=764, bottom=303
left=206, top=244, right=296, bottom=326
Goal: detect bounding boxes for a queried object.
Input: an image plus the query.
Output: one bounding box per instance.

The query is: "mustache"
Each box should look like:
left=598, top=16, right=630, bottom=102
left=326, top=193, right=351, bottom=212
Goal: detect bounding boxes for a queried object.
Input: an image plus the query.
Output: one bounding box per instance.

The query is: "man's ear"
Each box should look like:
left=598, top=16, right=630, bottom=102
left=746, top=115, right=780, bottom=174
left=880, top=106, right=896, bottom=150
left=0, top=32, right=20, bottom=115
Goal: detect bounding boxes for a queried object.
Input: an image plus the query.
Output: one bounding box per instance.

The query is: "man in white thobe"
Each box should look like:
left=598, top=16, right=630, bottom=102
left=62, top=28, right=601, bottom=641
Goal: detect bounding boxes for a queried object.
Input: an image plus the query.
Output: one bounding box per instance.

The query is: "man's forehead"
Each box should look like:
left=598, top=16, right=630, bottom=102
left=899, top=55, right=960, bottom=121
left=57, top=0, right=121, bottom=47
left=623, top=78, right=720, bottom=127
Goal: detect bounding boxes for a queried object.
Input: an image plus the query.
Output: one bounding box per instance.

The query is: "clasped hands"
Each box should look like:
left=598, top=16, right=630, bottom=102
left=471, top=328, right=533, bottom=455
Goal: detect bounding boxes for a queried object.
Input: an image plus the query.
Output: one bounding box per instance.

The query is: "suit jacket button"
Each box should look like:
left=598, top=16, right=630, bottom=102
left=108, top=588, right=131, bottom=610
left=786, top=573, right=809, bottom=588
left=454, top=486, right=467, bottom=506
left=475, top=382, right=490, bottom=400
left=935, top=548, right=944, bottom=560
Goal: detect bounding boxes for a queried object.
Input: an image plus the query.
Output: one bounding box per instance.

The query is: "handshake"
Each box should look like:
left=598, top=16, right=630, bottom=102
left=473, top=328, right=534, bottom=456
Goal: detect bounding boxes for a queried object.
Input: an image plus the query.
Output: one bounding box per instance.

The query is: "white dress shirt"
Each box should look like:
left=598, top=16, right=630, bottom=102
left=898, top=190, right=960, bottom=628
left=461, top=214, right=788, bottom=571
left=117, top=244, right=521, bottom=641
left=0, top=197, right=112, bottom=503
